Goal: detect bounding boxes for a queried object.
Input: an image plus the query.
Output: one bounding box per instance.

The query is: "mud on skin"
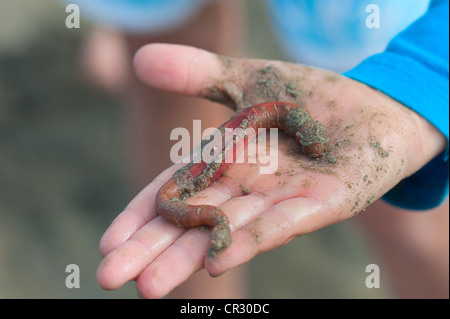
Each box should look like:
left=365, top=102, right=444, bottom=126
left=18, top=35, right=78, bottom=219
left=219, top=61, right=402, bottom=210
left=158, top=58, right=400, bottom=256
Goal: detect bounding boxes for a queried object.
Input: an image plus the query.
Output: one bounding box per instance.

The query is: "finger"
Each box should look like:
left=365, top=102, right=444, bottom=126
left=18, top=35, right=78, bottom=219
left=136, top=192, right=272, bottom=298
left=136, top=227, right=209, bottom=299
left=133, top=43, right=224, bottom=96
left=99, top=163, right=183, bottom=256
left=205, top=196, right=339, bottom=277
left=96, top=215, right=184, bottom=290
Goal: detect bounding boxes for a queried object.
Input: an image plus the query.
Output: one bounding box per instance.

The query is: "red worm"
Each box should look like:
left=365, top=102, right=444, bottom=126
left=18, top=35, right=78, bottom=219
left=156, top=101, right=329, bottom=256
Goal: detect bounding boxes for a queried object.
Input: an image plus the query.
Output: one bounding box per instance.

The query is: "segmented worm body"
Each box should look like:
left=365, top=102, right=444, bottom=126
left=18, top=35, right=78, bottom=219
left=156, top=101, right=329, bottom=256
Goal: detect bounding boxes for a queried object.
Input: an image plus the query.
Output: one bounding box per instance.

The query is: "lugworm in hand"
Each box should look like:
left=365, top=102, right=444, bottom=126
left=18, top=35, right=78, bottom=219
left=156, top=101, right=329, bottom=256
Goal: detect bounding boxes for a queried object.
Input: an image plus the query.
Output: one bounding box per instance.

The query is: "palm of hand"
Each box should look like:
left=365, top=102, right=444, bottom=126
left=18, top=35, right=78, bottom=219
left=97, top=129, right=351, bottom=298
left=96, top=44, right=434, bottom=298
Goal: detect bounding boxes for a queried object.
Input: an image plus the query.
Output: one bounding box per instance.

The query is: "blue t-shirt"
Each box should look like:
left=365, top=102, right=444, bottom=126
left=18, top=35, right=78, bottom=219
left=268, top=0, right=449, bottom=210
left=63, top=0, right=211, bottom=34
left=265, top=0, right=430, bottom=72
left=344, top=0, right=449, bottom=210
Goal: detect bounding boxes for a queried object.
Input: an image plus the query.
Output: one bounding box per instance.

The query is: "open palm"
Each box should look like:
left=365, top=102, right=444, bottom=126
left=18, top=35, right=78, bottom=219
left=96, top=44, right=445, bottom=298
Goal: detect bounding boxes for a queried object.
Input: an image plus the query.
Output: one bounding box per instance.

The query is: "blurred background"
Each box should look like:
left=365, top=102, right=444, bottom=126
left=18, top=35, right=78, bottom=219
left=0, top=0, right=390, bottom=298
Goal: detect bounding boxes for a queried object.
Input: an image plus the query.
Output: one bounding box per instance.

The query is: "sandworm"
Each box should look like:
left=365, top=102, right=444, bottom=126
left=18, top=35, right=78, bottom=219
left=156, top=101, right=329, bottom=256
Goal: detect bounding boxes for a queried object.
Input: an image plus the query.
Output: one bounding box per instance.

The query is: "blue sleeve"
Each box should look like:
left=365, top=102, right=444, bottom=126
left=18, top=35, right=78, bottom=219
left=344, top=0, right=449, bottom=210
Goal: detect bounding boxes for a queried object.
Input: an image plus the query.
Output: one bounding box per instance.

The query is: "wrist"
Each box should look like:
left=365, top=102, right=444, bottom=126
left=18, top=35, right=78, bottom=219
left=296, top=69, right=446, bottom=200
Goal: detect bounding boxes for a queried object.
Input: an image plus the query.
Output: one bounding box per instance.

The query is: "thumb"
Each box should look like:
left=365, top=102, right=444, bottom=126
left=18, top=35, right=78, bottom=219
left=133, top=43, right=236, bottom=105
